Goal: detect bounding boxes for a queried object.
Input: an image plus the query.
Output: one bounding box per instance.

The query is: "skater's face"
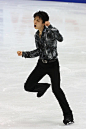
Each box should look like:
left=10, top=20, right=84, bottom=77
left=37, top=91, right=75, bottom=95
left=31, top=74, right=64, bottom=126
left=34, top=16, right=45, bottom=30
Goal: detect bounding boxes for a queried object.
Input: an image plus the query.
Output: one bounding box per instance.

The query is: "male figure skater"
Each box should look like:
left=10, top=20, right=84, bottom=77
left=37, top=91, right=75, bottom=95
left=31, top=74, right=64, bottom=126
left=17, top=11, right=74, bottom=125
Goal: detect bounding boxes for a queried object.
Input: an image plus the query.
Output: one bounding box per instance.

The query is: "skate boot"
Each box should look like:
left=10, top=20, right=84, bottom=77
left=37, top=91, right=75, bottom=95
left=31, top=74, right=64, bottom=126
left=37, top=84, right=50, bottom=97
left=63, top=113, right=74, bottom=125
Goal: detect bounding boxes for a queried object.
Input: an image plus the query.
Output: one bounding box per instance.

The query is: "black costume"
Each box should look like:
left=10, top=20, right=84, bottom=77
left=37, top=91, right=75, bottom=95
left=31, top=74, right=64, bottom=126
left=22, top=25, right=73, bottom=117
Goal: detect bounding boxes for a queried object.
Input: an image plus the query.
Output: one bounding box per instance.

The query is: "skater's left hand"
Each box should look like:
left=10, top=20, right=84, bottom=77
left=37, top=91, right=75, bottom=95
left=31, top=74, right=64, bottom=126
left=45, top=21, right=50, bottom=27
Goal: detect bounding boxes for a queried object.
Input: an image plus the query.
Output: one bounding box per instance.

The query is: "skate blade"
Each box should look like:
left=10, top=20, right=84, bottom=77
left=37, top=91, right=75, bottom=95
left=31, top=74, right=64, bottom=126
left=67, top=121, right=74, bottom=125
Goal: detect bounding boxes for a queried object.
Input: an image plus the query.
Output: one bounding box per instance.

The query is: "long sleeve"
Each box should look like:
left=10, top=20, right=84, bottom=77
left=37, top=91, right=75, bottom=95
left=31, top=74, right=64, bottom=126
left=22, top=48, right=40, bottom=58
left=48, top=24, right=63, bottom=42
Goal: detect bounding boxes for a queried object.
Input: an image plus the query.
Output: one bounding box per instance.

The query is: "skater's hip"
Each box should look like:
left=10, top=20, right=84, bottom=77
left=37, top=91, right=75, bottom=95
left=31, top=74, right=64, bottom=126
left=37, top=58, right=59, bottom=68
left=38, top=59, right=57, bottom=64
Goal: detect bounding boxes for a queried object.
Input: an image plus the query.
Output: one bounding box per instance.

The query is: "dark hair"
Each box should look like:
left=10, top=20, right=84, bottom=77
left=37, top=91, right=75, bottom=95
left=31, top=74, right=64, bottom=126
left=33, top=11, right=49, bottom=23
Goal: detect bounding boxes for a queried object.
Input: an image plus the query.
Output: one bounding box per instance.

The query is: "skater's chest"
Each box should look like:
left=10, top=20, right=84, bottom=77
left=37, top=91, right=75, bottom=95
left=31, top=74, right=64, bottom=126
left=35, top=33, right=53, bottom=48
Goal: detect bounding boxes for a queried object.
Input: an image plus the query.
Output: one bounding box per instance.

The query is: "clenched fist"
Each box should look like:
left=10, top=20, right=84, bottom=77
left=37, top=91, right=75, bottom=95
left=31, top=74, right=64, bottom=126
left=45, top=21, right=50, bottom=27
left=17, top=51, right=22, bottom=56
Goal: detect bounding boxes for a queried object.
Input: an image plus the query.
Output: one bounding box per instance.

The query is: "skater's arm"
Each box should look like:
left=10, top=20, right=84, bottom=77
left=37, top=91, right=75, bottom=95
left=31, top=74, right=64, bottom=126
left=22, top=48, right=40, bottom=58
left=48, top=24, right=63, bottom=42
left=17, top=48, right=40, bottom=58
left=45, top=21, right=63, bottom=42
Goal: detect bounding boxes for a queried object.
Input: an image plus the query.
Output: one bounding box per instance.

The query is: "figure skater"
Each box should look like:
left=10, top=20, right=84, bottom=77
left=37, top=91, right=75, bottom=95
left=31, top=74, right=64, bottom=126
left=17, top=11, right=74, bottom=125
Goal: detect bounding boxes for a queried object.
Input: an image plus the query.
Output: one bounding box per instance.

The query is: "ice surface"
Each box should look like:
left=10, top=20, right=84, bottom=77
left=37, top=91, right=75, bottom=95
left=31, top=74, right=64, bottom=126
left=0, top=0, right=86, bottom=128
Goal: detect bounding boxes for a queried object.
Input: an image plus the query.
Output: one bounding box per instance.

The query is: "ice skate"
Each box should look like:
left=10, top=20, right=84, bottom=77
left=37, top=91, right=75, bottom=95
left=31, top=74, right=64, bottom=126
left=63, top=113, right=74, bottom=125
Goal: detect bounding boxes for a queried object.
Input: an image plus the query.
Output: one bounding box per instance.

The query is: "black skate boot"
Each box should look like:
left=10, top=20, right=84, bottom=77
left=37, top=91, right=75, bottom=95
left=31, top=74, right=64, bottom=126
left=37, top=84, right=50, bottom=97
left=63, top=113, right=74, bottom=125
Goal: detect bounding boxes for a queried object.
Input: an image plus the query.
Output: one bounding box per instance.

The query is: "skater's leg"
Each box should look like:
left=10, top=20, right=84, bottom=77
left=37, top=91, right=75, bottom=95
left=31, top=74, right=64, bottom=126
left=48, top=60, right=72, bottom=115
left=24, top=61, right=50, bottom=94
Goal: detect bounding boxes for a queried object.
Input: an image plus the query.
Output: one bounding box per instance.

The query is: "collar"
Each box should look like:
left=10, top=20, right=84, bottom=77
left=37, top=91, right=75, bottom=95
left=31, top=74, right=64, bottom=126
left=36, top=26, right=46, bottom=37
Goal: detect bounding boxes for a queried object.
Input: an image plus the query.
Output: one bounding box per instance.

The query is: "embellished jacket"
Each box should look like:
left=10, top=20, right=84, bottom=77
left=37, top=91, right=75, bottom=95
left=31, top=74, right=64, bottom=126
left=22, top=25, right=63, bottom=60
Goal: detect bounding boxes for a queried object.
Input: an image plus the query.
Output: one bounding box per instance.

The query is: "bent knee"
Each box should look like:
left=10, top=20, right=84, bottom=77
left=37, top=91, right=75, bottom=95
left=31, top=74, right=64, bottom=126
left=24, top=83, right=34, bottom=92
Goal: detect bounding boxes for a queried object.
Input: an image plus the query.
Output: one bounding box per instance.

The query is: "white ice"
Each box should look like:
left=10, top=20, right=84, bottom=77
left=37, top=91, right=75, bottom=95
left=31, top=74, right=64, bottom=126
left=0, top=0, right=86, bottom=128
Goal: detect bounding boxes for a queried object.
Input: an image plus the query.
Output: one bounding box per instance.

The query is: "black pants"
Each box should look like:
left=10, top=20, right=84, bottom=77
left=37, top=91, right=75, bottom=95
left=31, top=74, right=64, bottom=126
left=24, top=59, right=72, bottom=115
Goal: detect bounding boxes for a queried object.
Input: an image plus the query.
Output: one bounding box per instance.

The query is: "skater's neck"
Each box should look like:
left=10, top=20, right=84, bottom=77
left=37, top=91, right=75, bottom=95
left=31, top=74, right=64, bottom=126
left=39, top=26, right=44, bottom=36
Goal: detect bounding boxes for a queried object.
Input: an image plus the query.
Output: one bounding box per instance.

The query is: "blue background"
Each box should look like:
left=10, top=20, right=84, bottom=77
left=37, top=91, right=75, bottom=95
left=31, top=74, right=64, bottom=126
left=40, top=0, right=86, bottom=3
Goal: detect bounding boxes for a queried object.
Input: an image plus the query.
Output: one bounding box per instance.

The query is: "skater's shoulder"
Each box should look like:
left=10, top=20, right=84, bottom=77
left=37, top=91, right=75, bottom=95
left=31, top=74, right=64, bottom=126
left=35, top=30, right=39, bottom=37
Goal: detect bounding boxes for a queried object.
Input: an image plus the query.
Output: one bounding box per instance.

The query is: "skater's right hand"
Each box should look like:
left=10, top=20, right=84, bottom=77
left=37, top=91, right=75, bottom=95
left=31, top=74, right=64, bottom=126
left=17, top=51, right=22, bottom=56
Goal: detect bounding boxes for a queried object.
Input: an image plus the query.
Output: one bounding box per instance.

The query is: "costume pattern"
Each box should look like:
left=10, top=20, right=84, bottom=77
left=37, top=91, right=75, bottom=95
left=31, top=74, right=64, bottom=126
left=22, top=25, right=63, bottom=60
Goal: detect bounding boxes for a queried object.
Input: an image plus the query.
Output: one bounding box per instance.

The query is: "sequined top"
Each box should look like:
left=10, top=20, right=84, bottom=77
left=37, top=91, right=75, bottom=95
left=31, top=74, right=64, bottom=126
left=22, top=25, right=63, bottom=60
